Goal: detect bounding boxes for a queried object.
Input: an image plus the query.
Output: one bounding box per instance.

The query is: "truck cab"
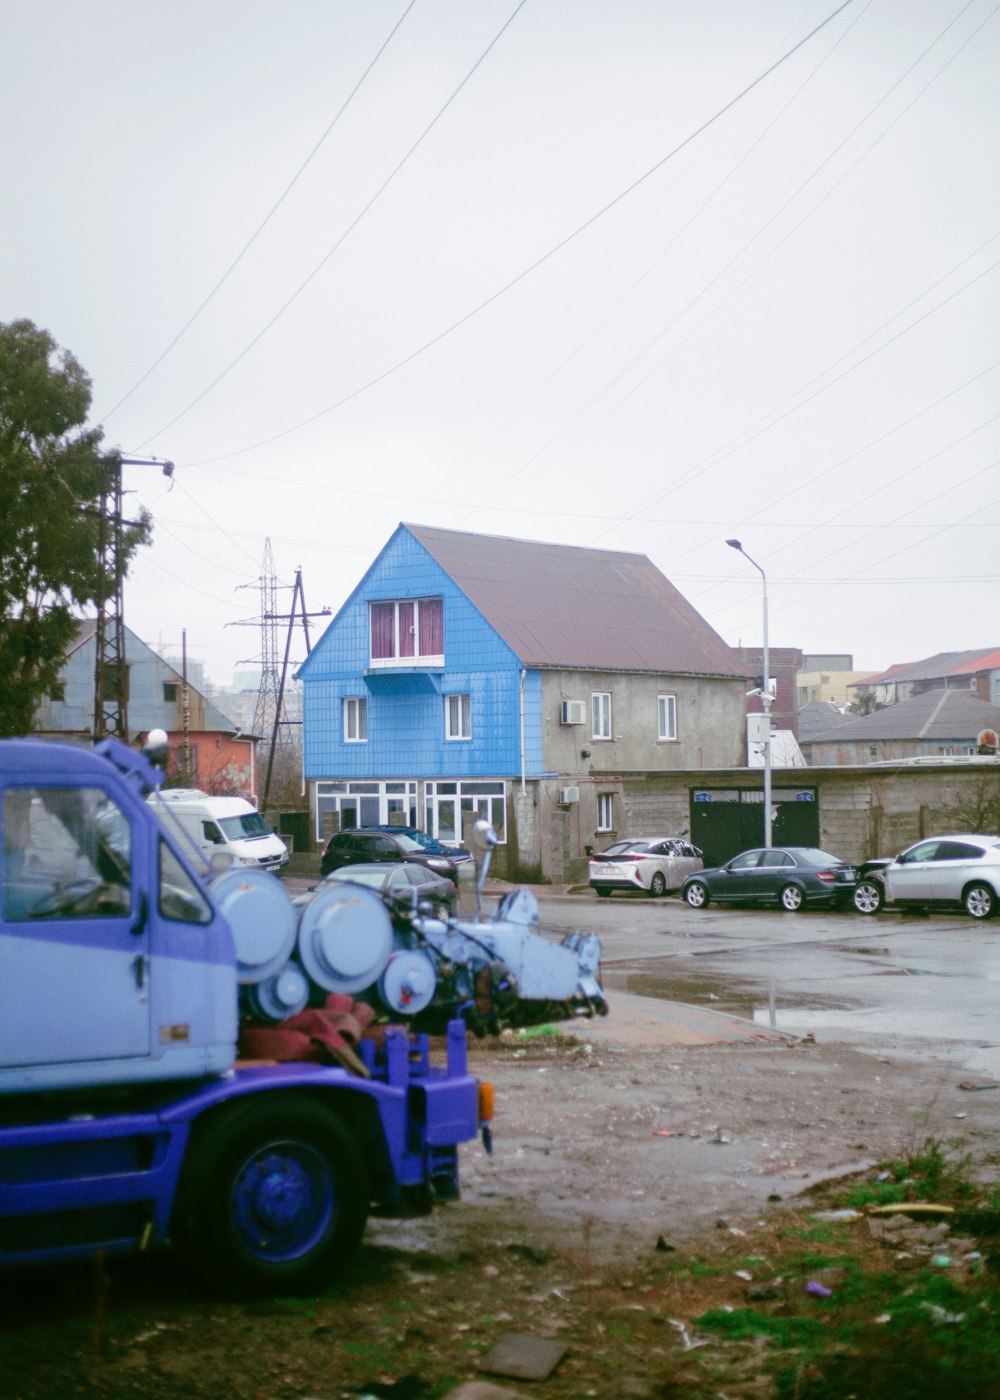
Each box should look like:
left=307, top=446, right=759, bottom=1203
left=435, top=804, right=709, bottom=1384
left=1, top=738, right=238, bottom=1092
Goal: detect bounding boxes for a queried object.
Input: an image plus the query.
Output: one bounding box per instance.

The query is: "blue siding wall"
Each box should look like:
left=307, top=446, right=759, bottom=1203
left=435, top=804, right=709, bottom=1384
left=301, top=527, right=543, bottom=778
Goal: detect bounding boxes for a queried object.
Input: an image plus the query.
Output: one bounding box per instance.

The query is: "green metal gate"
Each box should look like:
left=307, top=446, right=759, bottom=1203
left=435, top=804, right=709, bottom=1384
left=690, top=786, right=819, bottom=867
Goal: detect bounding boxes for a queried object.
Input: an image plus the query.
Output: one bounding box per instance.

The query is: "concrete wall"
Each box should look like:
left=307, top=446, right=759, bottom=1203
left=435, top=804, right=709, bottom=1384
left=802, top=738, right=978, bottom=765
left=620, top=762, right=1000, bottom=866
left=796, top=670, right=877, bottom=706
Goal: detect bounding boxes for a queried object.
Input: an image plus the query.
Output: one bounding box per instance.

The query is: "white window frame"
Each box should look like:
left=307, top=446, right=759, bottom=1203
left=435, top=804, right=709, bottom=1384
left=445, top=693, right=471, bottom=741
left=592, top=691, right=612, bottom=740
left=657, top=693, right=677, bottom=741
left=596, top=792, right=614, bottom=832
left=368, top=598, right=444, bottom=669
left=425, top=780, right=506, bottom=844
left=343, top=696, right=368, bottom=742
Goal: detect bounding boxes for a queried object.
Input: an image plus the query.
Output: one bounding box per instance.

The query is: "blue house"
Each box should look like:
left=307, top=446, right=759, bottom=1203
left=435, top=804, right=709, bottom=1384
left=298, top=524, right=745, bottom=880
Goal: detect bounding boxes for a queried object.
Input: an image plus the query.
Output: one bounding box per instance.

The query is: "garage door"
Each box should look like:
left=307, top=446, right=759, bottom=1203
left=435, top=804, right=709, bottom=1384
left=690, top=787, right=819, bottom=867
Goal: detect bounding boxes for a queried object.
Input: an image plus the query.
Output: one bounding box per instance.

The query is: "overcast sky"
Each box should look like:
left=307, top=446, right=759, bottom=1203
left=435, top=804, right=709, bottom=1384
left=5, top=0, right=998, bottom=689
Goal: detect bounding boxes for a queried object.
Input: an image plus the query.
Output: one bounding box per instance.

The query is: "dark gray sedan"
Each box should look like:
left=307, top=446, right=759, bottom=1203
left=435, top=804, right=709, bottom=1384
left=321, top=861, right=456, bottom=911
left=681, top=846, right=856, bottom=913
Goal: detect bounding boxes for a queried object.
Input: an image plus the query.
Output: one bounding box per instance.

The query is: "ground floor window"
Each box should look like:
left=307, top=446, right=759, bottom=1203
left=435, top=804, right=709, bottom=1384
left=314, top=778, right=506, bottom=845
left=596, top=792, right=613, bottom=831
left=314, top=780, right=418, bottom=840
left=425, top=779, right=506, bottom=844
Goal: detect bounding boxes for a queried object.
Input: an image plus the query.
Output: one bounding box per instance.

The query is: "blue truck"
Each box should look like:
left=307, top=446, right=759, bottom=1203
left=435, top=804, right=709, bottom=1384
left=0, top=733, right=604, bottom=1297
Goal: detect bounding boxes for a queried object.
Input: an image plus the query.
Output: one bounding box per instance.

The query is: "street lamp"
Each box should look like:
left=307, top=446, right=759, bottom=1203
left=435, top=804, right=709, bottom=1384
left=726, top=539, right=771, bottom=848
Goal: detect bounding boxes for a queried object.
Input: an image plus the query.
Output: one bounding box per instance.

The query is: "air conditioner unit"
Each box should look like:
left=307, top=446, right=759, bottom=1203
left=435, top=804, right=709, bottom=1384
left=560, top=700, right=586, bottom=725
left=558, top=786, right=580, bottom=805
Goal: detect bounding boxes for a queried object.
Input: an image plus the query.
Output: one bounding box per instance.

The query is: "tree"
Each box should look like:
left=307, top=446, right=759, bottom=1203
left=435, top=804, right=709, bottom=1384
left=942, top=772, right=1000, bottom=834
left=848, top=688, right=883, bottom=717
left=0, top=320, right=151, bottom=736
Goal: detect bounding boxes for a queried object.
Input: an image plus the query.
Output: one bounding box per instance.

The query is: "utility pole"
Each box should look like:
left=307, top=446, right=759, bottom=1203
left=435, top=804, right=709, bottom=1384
left=92, top=454, right=174, bottom=740
left=726, top=539, right=772, bottom=848
left=263, top=567, right=317, bottom=811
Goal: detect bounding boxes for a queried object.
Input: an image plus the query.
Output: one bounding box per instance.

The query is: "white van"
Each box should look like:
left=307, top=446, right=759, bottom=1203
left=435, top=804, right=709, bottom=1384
left=149, top=789, right=289, bottom=875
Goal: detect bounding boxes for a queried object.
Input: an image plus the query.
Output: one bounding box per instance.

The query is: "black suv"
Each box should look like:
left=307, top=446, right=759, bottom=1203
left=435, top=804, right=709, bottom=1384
left=320, top=827, right=474, bottom=881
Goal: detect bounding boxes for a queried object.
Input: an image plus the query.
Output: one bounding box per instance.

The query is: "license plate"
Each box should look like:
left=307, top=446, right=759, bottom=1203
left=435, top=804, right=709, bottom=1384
left=596, top=864, right=618, bottom=877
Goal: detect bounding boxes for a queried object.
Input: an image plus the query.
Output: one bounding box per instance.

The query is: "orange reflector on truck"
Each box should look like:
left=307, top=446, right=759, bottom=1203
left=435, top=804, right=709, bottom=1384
left=478, top=1081, right=495, bottom=1123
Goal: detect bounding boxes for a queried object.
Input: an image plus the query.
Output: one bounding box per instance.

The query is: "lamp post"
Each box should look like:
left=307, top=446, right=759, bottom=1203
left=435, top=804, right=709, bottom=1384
left=726, top=539, right=771, bottom=848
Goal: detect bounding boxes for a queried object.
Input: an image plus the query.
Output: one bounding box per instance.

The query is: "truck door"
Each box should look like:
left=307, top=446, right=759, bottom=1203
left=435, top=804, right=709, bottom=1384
left=0, top=783, right=150, bottom=1067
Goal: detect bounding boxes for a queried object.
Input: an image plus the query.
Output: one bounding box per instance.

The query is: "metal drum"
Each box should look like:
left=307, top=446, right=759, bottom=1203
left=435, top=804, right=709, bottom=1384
left=296, top=881, right=393, bottom=995
left=210, top=866, right=298, bottom=985
left=378, top=950, right=437, bottom=1016
left=244, top=960, right=310, bottom=1022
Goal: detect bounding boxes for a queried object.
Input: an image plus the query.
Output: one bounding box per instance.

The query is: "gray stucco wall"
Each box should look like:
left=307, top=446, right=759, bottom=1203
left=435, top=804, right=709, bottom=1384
left=541, top=670, right=746, bottom=776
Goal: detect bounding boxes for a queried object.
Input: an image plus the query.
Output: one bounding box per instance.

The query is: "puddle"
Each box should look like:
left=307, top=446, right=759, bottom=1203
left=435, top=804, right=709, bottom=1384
left=602, top=967, right=865, bottom=1022
left=753, top=1005, right=879, bottom=1029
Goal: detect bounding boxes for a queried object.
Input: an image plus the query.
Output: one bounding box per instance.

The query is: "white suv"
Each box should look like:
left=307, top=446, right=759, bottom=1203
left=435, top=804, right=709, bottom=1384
left=853, top=833, right=1000, bottom=920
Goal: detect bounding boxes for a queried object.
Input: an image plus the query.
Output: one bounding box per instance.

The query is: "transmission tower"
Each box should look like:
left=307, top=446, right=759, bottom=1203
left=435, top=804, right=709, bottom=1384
left=232, top=540, right=328, bottom=808
left=232, top=540, right=288, bottom=755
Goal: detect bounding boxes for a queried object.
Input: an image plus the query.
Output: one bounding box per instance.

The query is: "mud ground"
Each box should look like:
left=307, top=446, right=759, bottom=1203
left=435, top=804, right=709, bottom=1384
left=4, top=1009, right=1000, bottom=1399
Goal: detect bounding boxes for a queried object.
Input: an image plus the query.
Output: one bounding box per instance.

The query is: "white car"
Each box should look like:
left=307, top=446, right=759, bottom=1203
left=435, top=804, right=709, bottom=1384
left=853, top=833, right=1000, bottom=920
left=589, top=836, right=703, bottom=898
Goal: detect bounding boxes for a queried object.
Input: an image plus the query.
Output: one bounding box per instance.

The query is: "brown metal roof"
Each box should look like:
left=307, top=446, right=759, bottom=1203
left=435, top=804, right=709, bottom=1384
left=406, top=523, right=743, bottom=677
left=851, top=649, right=1000, bottom=689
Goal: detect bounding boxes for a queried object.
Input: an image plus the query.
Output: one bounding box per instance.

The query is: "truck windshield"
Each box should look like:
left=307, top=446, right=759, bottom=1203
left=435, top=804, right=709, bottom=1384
left=218, top=813, right=272, bottom=840
left=3, top=785, right=131, bottom=921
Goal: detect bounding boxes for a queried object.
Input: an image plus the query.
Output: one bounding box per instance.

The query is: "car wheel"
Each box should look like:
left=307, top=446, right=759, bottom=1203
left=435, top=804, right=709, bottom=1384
left=964, top=882, right=995, bottom=921
left=684, top=881, right=709, bottom=909
left=853, top=880, right=884, bottom=915
left=779, top=884, right=804, bottom=912
left=595, top=886, right=612, bottom=898
left=649, top=872, right=667, bottom=898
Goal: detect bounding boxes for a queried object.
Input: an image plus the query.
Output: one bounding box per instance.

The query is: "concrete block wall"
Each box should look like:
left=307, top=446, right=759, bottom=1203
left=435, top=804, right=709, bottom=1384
left=618, top=763, right=999, bottom=866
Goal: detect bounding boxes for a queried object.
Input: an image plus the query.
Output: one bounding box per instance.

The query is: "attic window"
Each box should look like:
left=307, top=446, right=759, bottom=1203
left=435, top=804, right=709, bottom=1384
left=163, top=682, right=179, bottom=702
left=370, top=598, right=443, bottom=668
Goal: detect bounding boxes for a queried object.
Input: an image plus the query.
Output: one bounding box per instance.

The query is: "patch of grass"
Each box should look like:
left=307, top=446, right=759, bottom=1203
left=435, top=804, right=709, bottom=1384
left=687, top=1260, right=726, bottom=1278
left=843, top=1179, right=907, bottom=1208
left=649, top=1130, right=1000, bottom=1400
left=842, top=1135, right=976, bottom=1210
left=782, top=1224, right=836, bottom=1244
left=696, top=1306, right=825, bottom=1347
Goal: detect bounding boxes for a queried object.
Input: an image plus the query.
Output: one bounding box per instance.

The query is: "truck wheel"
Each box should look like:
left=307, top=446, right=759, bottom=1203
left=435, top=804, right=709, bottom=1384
left=173, top=1095, right=369, bottom=1298
left=853, top=880, right=884, bottom=915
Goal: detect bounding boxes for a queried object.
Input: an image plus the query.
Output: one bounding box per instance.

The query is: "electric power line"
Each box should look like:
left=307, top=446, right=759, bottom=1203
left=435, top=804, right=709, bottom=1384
left=176, top=0, right=859, bottom=468
left=96, top=0, right=421, bottom=425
